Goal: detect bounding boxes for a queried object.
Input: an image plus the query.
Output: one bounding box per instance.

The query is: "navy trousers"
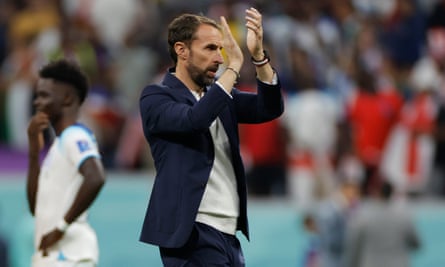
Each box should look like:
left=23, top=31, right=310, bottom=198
left=159, top=222, right=245, bottom=267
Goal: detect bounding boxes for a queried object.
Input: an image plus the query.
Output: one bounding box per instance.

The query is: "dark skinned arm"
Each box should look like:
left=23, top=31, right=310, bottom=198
left=64, top=157, right=106, bottom=224
left=27, top=112, right=49, bottom=215
left=39, top=157, right=106, bottom=255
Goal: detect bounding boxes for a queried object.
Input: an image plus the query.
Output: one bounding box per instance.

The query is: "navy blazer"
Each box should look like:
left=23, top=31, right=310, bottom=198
left=139, top=69, right=284, bottom=248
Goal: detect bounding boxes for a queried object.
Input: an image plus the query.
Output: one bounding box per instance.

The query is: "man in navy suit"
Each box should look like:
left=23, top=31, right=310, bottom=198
left=139, top=7, right=283, bottom=266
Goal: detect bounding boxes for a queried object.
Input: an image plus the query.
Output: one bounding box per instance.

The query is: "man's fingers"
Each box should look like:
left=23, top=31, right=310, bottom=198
left=245, top=8, right=262, bottom=22
left=38, top=132, right=44, bottom=150
left=245, top=9, right=262, bottom=29
left=220, top=16, right=229, bottom=33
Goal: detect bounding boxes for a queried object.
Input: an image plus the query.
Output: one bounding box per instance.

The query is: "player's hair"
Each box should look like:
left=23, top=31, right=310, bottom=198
left=167, top=14, right=221, bottom=64
left=39, top=59, right=89, bottom=104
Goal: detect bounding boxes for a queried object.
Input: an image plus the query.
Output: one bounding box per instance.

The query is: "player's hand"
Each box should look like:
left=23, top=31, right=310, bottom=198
left=39, top=228, right=64, bottom=256
left=27, top=112, right=49, bottom=152
left=245, top=7, right=264, bottom=61
left=220, top=16, right=243, bottom=70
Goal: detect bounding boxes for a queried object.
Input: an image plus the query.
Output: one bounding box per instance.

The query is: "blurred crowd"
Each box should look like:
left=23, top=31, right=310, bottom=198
left=1, top=0, right=445, bottom=203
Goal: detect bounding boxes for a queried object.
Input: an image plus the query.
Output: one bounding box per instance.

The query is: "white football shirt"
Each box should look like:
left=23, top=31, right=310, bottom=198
left=34, top=123, right=101, bottom=264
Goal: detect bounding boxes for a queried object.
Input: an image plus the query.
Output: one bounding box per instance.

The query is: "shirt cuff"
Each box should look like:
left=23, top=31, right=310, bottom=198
left=259, top=71, right=278, bottom=85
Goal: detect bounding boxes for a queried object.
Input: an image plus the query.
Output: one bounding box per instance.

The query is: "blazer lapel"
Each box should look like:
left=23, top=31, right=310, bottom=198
left=162, top=69, right=197, bottom=104
left=219, top=102, right=239, bottom=149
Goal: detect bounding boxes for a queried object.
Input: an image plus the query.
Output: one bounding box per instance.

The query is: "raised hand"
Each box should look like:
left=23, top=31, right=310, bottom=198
left=220, top=16, right=243, bottom=70
left=245, top=7, right=264, bottom=60
left=27, top=112, right=49, bottom=152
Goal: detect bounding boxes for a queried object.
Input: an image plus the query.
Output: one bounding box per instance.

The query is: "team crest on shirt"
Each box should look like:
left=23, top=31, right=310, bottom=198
left=76, top=139, right=91, bottom=153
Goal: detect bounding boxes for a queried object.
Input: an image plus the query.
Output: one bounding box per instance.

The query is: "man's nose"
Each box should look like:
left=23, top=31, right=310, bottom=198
left=215, top=51, right=224, bottom=64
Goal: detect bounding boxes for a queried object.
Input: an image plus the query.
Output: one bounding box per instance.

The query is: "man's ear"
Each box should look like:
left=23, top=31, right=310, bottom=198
left=62, top=88, right=77, bottom=106
left=63, top=92, right=75, bottom=106
left=174, top=42, right=188, bottom=61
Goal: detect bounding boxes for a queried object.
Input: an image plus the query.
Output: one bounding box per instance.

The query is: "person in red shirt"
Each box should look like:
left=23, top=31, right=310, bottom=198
left=238, top=83, right=287, bottom=197
left=346, top=67, right=403, bottom=196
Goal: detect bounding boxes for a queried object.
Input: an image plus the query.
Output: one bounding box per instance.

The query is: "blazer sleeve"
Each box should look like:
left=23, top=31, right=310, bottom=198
left=139, top=84, right=232, bottom=134
left=232, top=78, right=284, bottom=124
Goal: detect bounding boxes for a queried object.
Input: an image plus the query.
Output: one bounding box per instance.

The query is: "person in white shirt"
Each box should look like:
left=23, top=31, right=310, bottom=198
left=27, top=59, right=106, bottom=267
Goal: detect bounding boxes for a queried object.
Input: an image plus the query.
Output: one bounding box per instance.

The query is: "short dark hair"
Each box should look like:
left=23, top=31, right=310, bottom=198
left=39, top=59, right=89, bottom=104
left=167, top=14, right=220, bottom=64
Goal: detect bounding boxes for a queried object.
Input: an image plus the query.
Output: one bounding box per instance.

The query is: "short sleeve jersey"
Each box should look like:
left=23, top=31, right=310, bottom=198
left=34, top=123, right=100, bottom=263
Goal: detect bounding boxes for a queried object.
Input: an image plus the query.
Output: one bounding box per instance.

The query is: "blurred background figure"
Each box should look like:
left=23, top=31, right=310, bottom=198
left=345, top=58, right=403, bottom=197
left=2, top=0, right=60, bottom=151
left=241, top=117, right=287, bottom=197
left=344, top=180, right=421, bottom=267
left=381, top=65, right=438, bottom=197
left=282, top=44, right=342, bottom=210
left=313, top=176, right=361, bottom=267
left=299, top=213, right=320, bottom=267
left=421, top=0, right=445, bottom=197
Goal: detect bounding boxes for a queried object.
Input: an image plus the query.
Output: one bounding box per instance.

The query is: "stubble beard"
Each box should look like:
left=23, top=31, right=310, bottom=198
left=187, top=60, right=216, bottom=88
